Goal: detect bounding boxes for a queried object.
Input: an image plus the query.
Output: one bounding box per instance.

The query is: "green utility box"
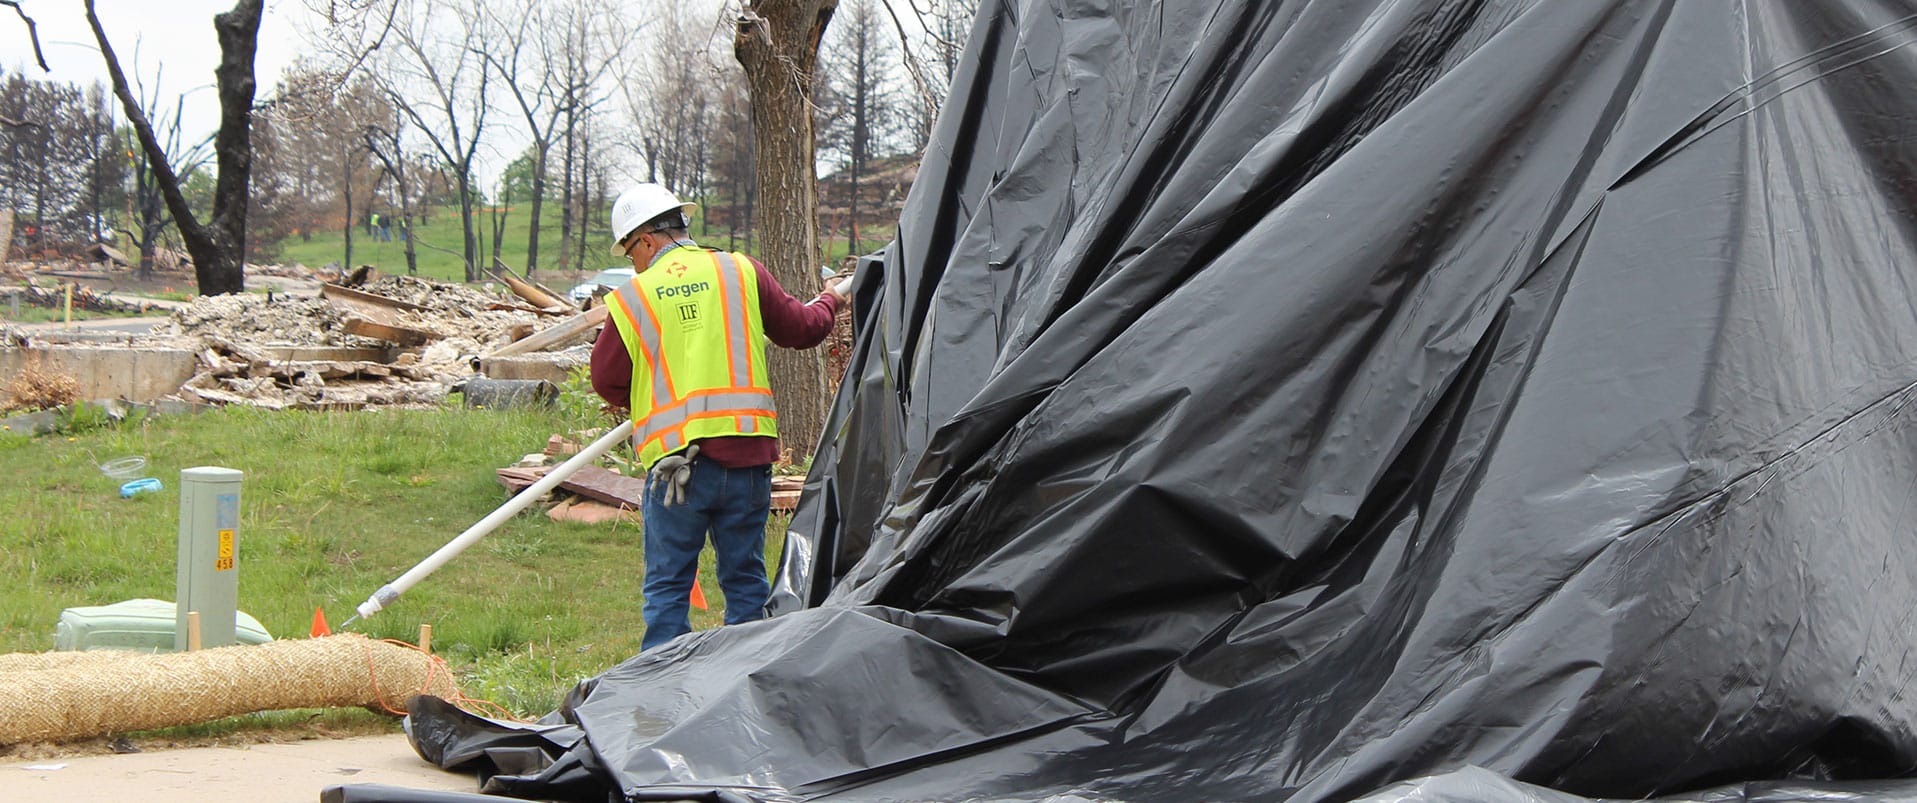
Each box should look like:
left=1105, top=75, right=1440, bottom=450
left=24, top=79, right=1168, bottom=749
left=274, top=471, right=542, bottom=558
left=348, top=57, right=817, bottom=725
left=54, top=598, right=273, bottom=653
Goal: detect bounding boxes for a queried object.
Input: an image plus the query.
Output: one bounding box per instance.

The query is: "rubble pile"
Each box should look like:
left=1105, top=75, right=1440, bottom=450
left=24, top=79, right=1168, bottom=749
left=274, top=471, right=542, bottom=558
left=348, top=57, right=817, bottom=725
left=3, top=264, right=601, bottom=412
left=163, top=283, right=532, bottom=347
left=7, top=270, right=602, bottom=410
left=177, top=335, right=463, bottom=410
left=163, top=293, right=368, bottom=347
left=352, top=276, right=540, bottom=345
left=156, top=276, right=577, bottom=409
left=358, top=275, right=501, bottom=311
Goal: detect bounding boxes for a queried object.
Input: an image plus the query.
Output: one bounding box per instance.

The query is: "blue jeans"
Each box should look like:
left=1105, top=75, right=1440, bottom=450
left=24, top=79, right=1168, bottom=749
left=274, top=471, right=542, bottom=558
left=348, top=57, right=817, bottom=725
left=640, top=456, right=772, bottom=650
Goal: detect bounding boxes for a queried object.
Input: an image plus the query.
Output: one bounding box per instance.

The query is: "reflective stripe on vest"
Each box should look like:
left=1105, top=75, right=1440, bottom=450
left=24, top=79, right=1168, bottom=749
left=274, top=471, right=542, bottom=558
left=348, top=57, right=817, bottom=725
left=604, top=246, right=778, bottom=469
left=610, top=283, right=674, bottom=412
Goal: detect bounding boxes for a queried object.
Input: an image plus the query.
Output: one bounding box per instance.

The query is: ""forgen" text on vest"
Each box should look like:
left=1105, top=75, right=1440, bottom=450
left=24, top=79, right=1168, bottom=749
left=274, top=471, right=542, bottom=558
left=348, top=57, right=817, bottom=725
left=655, top=281, right=712, bottom=300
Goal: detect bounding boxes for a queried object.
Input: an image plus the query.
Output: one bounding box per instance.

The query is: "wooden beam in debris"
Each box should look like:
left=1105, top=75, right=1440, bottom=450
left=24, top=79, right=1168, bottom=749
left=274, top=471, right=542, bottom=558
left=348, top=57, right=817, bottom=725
left=772, top=476, right=804, bottom=512
left=557, top=466, right=646, bottom=509
left=490, top=261, right=573, bottom=311
left=321, top=282, right=431, bottom=314
left=487, top=301, right=565, bottom=317
left=496, top=466, right=550, bottom=494
left=322, top=282, right=442, bottom=346
left=495, top=462, right=645, bottom=509
left=485, top=306, right=607, bottom=357
left=343, top=315, right=435, bottom=346
left=495, top=270, right=568, bottom=310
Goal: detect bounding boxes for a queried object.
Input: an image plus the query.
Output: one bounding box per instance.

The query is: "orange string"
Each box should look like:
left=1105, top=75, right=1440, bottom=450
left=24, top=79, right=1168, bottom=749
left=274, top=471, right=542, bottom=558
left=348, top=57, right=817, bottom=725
left=352, top=636, right=534, bottom=723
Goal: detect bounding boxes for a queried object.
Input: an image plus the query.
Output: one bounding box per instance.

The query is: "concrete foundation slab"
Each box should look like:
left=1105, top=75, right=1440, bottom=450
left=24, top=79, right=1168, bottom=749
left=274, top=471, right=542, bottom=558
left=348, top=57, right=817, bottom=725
left=2, top=346, right=197, bottom=403
left=480, top=352, right=588, bottom=385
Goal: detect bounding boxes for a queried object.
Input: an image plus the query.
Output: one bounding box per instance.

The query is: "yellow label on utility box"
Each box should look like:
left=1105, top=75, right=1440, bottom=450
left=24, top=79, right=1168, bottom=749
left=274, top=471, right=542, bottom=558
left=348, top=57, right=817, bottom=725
left=215, top=529, right=235, bottom=571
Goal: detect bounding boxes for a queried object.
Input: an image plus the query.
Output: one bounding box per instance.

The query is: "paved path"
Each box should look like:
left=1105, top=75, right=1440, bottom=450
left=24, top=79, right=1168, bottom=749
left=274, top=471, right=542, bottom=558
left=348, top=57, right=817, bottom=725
left=2, top=734, right=481, bottom=802
left=9, top=316, right=166, bottom=336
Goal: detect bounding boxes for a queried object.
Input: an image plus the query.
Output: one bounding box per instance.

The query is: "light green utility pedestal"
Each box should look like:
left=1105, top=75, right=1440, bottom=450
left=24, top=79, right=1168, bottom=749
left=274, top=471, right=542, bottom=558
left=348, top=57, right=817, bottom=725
left=176, top=466, right=242, bottom=650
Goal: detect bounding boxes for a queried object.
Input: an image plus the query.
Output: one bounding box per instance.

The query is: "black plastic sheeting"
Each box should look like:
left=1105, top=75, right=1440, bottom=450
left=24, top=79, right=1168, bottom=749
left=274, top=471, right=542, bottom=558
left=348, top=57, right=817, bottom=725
left=357, top=1, right=1917, bottom=801
left=1354, top=767, right=1917, bottom=803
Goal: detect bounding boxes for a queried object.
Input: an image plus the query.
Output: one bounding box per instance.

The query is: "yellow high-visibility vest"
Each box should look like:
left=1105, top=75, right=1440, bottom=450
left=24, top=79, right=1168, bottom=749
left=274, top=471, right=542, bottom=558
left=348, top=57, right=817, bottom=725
left=605, top=245, right=778, bottom=470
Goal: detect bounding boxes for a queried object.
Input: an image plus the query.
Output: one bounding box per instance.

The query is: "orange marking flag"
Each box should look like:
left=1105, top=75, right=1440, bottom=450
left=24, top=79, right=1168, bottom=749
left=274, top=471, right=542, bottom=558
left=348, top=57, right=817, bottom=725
left=310, top=606, right=332, bottom=638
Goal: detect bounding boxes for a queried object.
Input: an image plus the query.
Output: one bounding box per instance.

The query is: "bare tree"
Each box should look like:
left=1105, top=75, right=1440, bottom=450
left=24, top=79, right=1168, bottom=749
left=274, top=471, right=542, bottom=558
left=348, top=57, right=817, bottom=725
left=485, top=177, right=508, bottom=267
left=369, top=0, right=492, bottom=281
left=305, top=0, right=402, bottom=76
left=551, top=4, right=622, bottom=273
left=0, top=75, right=124, bottom=252
left=710, top=72, right=756, bottom=252
left=121, top=79, right=213, bottom=277
left=735, top=0, right=839, bottom=462
left=1, top=1, right=49, bottom=74
left=85, top=0, right=261, bottom=294
left=362, top=111, right=424, bottom=276
left=571, top=124, right=606, bottom=271
left=0, top=70, right=86, bottom=253
left=878, top=0, right=974, bottom=150
left=479, top=0, right=628, bottom=278
left=623, top=0, right=724, bottom=210
left=255, top=69, right=390, bottom=268
left=74, top=85, right=127, bottom=246
left=818, top=0, right=903, bottom=255
left=477, top=3, right=555, bottom=275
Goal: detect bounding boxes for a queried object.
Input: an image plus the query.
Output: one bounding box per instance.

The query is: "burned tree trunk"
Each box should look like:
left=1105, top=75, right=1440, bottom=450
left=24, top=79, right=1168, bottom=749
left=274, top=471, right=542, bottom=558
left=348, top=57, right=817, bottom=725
left=736, top=0, right=837, bottom=462
left=85, top=0, right=259, bottom=295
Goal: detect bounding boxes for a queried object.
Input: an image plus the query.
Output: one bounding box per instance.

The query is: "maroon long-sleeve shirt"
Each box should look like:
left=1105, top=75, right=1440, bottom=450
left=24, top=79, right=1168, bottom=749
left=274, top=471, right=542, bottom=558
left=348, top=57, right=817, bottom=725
left=591, top=251, right=839, bottom=468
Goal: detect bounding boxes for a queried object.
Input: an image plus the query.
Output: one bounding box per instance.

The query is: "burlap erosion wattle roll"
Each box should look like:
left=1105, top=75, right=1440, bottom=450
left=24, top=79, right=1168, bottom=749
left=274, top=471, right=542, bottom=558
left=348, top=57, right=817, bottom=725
left=0, top=633, right=458, bottom=744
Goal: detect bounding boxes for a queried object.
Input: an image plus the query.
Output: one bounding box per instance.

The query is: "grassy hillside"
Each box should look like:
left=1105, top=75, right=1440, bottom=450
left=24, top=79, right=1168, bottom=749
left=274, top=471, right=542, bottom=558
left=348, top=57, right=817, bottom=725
left=268, top=203, right=896, bottom=284
left=273, top=207, right=589, bottom=283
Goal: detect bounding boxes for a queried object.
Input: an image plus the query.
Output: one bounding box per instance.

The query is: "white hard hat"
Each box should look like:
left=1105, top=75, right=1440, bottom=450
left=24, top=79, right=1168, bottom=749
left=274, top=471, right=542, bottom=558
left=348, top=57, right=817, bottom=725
left=610, top=183, right=699, bottom=256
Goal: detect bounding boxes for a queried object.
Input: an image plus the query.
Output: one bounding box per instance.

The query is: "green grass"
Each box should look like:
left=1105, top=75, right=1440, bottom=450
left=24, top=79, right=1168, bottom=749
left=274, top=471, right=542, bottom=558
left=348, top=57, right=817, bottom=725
left=274, top=207, right=578, bottom=282
left=0, top=398, right=789, bottom=723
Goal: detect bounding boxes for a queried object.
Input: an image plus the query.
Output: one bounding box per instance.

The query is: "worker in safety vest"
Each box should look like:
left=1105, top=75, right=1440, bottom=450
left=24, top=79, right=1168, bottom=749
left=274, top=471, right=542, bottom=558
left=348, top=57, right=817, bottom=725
left=589, top=182, right=850, bottom=650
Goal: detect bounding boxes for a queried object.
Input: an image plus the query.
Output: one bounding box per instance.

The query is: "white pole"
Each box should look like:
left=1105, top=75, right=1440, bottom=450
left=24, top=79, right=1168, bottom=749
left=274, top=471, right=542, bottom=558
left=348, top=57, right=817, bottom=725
left=350, top=420, right=635, bottom=623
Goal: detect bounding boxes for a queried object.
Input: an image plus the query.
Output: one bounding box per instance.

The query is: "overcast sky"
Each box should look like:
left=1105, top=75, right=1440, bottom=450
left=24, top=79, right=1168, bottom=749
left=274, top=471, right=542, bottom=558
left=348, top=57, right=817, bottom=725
left=3, top=0, right=739, bottom=187
left=8, top=0, right=315, bottom=139
left=6, top=0, right=936, bottom=188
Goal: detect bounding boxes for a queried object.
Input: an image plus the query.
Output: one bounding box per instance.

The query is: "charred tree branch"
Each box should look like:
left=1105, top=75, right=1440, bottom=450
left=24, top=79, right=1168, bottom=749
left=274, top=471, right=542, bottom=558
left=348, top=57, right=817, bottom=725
left=1, top=1, right=49, bottom=72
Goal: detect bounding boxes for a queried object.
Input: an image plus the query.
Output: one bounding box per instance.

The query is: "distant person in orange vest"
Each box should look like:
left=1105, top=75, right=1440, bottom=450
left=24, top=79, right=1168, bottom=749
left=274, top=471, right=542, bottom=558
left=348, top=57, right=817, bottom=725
left=589, top=182, right=851, bottom=650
